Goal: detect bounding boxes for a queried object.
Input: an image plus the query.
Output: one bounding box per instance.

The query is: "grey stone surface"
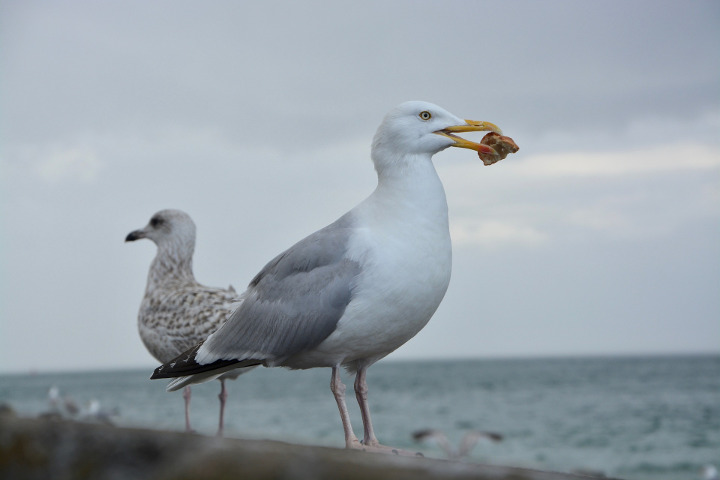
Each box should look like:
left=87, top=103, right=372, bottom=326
left=0, top=415, right=614, bottom=480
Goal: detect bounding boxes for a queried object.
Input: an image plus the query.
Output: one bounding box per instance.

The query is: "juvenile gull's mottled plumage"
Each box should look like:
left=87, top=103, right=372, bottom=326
left=152, top=102, right=510, bottom=453
left=126, top=209, right=254, bottom=435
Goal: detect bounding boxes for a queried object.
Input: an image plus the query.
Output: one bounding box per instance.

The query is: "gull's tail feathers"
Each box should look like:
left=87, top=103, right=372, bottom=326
left=165, top=364, right=260, bottom=392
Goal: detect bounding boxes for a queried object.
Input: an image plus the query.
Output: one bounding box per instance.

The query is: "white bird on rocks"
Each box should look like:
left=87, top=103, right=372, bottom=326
left=82, top=399, right=120, bottom=425
left=412, top=429, right=503, bottom=459
left=151, top=102, right=513, bottom=452
left=47, top=385, right=80, bottom=418
left=126, top=209, right=255, bottom=435
left=702, top=465, right=719, bottom=480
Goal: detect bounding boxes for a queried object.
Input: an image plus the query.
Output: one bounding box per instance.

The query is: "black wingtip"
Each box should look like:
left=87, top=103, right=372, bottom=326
left=151, top=358, right=244, bottom=379
left=150, top=364, right=168, bottom=379
left=149, top=342, right=246, bottom=380
left=150, top=343, right=204, bottom=379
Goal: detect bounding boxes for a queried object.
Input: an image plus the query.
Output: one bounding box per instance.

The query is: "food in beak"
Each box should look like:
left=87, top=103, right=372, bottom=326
left=478, top=132, right=519, bottom=166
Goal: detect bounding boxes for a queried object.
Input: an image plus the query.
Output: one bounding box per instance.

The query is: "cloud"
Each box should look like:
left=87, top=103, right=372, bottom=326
left=440, top=139, right=720, bottom=248
left=2, top=143, right=103, bottom=184
left=514, top=143, right=720, bottom=178
left=1, top=1, right=719, bottom=373
left=35, top=145, right=102, bottom=183
left=450, top=219, right=548, bottom=247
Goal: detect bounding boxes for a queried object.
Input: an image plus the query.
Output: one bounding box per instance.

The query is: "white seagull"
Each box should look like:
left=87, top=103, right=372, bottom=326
left=151, top=102, right=515, bottom=452
left=126, top=209, right=255, bottom=435
left=412, top=429, right=503, bottom=459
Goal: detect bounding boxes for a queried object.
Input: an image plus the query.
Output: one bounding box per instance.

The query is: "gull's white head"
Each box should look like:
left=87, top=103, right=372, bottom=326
left=371, top=101, right=502, bottom=171
left=125, top=209, right=197, bottom=251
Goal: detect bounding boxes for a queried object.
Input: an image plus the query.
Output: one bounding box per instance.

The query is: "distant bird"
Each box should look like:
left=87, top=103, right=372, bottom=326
left=81, top=399, right=120, bottom=425
left=62, top=396, right=80, bottom=417
left=126, top=209, right=255, bottom=435
left=47, top=386, right=61, bottom=413
left=151, top=102, right=513, bottom=452
left=47, top=385, right=79, bottom=417
left=702, top=465, right=719, bottom=480
left=412, top=429, right=503, bottom=459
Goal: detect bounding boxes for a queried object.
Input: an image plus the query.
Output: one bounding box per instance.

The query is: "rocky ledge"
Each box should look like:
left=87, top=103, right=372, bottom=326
left=0, top=412, right=614, bottom=480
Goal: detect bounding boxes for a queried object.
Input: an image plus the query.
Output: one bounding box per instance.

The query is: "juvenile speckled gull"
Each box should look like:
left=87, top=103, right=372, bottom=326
left=126, top=209, right=255, bottom=435
left=152, top=101, right=510, bottom=452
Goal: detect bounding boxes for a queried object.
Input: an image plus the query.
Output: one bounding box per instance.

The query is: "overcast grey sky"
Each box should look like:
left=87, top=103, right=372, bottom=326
left=1, top=1, right=718, bottom=374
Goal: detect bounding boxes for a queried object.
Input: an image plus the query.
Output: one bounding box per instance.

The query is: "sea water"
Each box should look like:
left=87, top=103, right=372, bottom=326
left=1, top=355, right=717, bottom=480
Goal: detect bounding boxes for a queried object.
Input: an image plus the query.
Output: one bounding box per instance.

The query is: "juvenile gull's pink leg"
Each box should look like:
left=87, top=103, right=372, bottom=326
left=182, top=386, right=192, bottom=432
left=217, top=378, right=228, bottom=436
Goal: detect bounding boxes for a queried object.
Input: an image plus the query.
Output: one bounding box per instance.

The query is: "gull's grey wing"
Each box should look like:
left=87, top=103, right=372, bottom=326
left=200, top=215, right=361, bottom=364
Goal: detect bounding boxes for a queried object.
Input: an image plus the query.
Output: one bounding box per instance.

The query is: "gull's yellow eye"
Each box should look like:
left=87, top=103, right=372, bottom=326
left=419, top=111, right=432, bottom=121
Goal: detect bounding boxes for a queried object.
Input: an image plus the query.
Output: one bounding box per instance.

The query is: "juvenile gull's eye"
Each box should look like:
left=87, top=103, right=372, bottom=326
left=419, top=111, right=432, bottom=121
left=150, top=216, right=163, bottom=227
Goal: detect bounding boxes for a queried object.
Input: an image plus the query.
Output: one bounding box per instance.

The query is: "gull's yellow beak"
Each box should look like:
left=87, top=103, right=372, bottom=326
left=435, top=119, right=502, bottom=153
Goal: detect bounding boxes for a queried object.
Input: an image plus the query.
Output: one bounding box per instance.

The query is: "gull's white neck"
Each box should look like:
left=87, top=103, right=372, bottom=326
left=367, top=151, right=449, bottom=230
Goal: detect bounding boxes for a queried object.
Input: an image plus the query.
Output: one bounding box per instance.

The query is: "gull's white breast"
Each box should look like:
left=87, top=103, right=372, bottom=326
left=292, top=163, right=453, bottom=368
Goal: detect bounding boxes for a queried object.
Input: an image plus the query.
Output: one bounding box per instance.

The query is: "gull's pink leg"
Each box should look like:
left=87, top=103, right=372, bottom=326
left=354, top=366, right=379, bottom=446
left=217, top=378, right=228, bottom=437
left=330, top=365, right=361, bottom=449
left=182, top=386, right=192, bottom=432
left=352, top=367, right=421, bottom=457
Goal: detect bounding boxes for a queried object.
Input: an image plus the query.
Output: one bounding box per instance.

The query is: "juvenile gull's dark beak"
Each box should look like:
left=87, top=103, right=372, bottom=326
left=125, top=230, right=145, bottom=242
